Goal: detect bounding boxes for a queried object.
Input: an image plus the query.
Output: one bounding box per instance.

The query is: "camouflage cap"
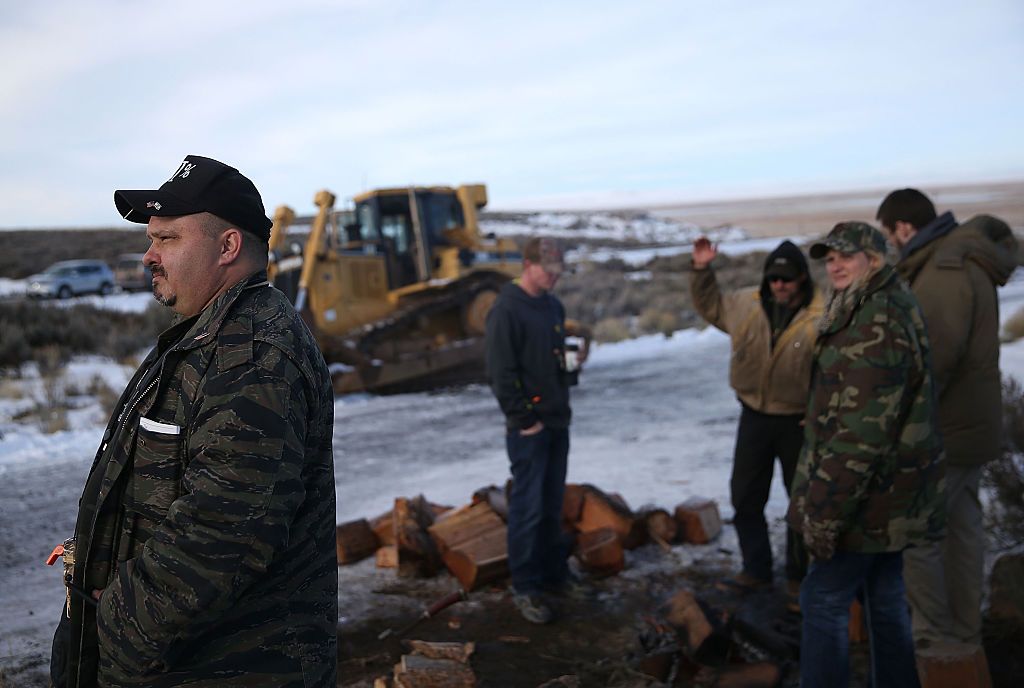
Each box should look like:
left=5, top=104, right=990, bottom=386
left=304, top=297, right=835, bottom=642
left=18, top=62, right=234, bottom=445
left=523, top=236, right=565, bottom=275
left=809, top=221, right=888, bottom=259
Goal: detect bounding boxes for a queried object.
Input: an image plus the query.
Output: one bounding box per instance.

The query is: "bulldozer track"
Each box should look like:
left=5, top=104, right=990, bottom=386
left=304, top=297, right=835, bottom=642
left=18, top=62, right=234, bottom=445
left=353, top=272, right=508, bottom=356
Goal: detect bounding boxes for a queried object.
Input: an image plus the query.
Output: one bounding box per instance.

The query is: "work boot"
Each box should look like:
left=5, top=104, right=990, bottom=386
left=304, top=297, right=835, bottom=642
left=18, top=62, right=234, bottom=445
left=511, top=590, right=554, bottom=624
left=714, top=571, right=771, bottom=594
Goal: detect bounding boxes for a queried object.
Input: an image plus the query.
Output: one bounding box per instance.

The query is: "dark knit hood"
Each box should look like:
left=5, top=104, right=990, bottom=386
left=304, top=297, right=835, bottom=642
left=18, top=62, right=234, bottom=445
left=759, top=240, right=814, bottom=307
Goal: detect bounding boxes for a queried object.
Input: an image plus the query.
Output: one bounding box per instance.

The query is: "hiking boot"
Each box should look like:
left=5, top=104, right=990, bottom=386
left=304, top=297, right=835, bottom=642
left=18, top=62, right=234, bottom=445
left=512, top=591, right=554, bottom=624
left=714, top=572, right=771, bottom=593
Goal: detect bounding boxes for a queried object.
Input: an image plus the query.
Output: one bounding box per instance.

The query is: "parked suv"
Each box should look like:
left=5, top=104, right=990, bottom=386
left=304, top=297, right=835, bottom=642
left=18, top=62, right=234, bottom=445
left=26, top=260, right=116, bottom=299
left=113, top=253, right=153, bottom=292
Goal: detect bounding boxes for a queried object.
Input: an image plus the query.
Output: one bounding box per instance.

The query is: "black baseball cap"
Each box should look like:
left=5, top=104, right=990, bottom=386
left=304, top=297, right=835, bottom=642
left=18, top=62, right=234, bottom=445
left=114, top=155, right=273, bottom=241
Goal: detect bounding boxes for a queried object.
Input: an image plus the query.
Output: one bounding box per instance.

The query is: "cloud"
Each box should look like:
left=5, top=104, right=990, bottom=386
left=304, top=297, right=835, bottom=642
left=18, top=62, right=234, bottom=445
left=0, top=0, right=1022, bottom=226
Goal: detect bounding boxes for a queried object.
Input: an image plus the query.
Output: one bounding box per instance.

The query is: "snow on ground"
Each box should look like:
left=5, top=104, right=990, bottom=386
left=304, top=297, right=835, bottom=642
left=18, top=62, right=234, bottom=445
left=570, top=235, right=809, bottom=267
left=0, top=278, right=25, bottom=297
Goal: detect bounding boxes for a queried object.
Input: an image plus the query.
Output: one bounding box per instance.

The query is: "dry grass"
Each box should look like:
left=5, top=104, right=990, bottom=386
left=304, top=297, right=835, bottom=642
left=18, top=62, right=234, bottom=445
left=985, top=378, right=1024, bottom=550
left=1002, top=305, right=1024, bottom=343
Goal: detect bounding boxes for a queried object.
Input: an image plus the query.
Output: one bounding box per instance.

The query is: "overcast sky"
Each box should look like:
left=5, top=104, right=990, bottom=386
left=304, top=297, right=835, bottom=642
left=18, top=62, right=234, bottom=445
left=1, top=0, right=1022, bottom=228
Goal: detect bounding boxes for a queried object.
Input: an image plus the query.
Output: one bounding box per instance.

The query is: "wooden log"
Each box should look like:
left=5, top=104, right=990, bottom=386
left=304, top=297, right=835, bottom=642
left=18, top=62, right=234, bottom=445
left=394, top=495, right=442, bottom=578
left=406, top=640, right=475, bottom=664
left=428, top=502, right=504, bottom=555
left=576, top=485, right=637, bottom=544
left=441, top=530, right=508, bottom=591
left=471, top=485, right=509, bottom=522
left=714, top=661, right=782, bottom=688
left=574, top=527, right=624, bottom=576
left=562, top=483, right=586, bottom=530
left=336, top=519, right=380, bottom=565
left=427, top=501, right=508, bottom=590
left=665, top=590, right=731, bottom=665
left=916, top=643, right=992, bottom=688
left=393, top=654, right=476, bottom=688
left=673, top=498, right=722, bottom=544
left=639, top=508, right=678, bottom=547
left=376, top=545, right=398, bottom=569
left=849, top=599, right=867, bottom=645
left=371, top=510, right=395, bottom=546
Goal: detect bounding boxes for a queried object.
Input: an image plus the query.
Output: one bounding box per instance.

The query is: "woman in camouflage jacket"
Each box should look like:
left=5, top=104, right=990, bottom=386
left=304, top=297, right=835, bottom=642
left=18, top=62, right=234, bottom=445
left=787, top=222, right=944, bottom=688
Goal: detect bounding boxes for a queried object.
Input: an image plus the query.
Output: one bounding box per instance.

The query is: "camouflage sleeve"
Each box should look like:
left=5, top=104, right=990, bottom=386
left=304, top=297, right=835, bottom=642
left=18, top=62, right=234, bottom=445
left=803, top=311, right=922, bottom=530
left=485, top=304, right=539, bottom=430
left=96, top=347, right=310, bottom=675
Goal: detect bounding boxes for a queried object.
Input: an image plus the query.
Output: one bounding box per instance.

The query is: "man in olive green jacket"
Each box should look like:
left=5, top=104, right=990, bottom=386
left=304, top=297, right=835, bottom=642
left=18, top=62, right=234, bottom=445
left=877, top=188, right=1018, bottom=648
left=51, top=156, right=338, bottom=687
left=690, top=238, right=822, bottom=595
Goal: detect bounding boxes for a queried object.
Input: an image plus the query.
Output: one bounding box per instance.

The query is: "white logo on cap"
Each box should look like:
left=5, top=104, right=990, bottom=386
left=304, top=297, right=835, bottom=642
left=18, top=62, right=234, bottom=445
left=146, top=201, right=162, bottom=210
left=168, top=160, right=198, bottom=183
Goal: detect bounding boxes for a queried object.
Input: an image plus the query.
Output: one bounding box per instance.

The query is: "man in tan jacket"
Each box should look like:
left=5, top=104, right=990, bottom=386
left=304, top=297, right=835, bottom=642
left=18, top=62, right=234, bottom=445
left=877, top=188, right=1018, bottom=648
left=690, top=238, right=822, bottom=600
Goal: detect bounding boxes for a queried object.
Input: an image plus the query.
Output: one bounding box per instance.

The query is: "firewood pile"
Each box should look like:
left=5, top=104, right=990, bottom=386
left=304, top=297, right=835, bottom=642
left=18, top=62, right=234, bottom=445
left=334, top=482, right=723, bottom=590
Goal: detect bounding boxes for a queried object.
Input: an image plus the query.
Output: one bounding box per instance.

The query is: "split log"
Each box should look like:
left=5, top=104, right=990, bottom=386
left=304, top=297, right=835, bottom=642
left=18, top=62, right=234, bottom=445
left=471, top=485, right=509, bottom=522
left=428, top=502, right=504, bottom=554
left=394, top=495, right=442, bottom=578
left=674, top=498, right=722, bottom=544
left=576, top=484, right=639, bottom=547
left=405, top=640, right=475, bottom=664
left=336, top=519, right=380, bottom=565
left=714, top=661, right=782, bottom=688
left=393, top=654, right=476, bottom=688
left=562, top=484, right=586, bottom=530
left=916, top=642, right=992, bottom=688
left=665, top=590, right=731, bottom=665
left=371, top=510, right=395, bottom=546
left=574, top=527, right=624, bottom=576
left=638, top=507, right=678, bottom=547
left=428, top=501, right=508, bottom=590
left=376, top=545, right=398, bottom=569
left=441, top=530, right=508, bottom=591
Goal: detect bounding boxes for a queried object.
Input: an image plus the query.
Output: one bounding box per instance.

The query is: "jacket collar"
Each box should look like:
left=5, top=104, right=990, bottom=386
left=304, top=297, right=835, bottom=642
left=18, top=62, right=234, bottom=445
left=162, top=270, right=269, bottom=352
left=900, top=211, right=957, bottom=261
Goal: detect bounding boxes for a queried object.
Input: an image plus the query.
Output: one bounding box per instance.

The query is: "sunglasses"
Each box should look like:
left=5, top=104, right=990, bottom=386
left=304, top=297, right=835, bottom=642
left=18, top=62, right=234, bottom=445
left=767, top=275, right=796, bottom=284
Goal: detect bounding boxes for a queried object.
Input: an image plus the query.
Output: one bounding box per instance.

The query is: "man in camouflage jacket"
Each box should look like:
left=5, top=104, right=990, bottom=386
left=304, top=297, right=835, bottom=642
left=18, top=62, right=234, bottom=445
left=787, top=222, right=944, bottom=688
left=51, top=156, right=338, bottom=687
left=878, top=188, right=1017, bottom=648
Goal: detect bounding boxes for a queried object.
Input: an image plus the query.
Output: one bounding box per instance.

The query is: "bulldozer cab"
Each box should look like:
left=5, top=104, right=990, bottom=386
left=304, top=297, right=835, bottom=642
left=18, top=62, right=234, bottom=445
left=268, top=183, right=524, bottom=393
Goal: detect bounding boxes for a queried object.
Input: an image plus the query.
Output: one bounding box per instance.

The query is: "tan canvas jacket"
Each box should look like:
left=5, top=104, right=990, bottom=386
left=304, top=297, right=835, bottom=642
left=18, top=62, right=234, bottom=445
left=691, top=267, right=822, bottom=415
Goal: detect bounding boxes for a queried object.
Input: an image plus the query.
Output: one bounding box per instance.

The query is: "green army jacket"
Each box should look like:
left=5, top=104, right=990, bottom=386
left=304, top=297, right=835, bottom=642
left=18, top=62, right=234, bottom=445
left=65, top=271, right=337, bottom=687
left=690, top=267, right=823, bottom=415
left=787, top=266, right=945, bottom=553
left=896, top=215, right=1017, bottom=467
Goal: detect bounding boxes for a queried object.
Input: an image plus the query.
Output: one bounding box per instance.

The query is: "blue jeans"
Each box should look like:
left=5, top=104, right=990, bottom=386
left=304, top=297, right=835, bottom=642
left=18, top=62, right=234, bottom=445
left=506, top=426, right=570, bottom=593
left=800, top=551, right=919, bottom=688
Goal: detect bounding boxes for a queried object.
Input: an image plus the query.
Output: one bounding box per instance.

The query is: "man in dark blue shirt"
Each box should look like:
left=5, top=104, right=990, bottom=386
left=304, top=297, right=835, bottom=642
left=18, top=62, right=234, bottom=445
left=485, top=237, right=579, bottom=624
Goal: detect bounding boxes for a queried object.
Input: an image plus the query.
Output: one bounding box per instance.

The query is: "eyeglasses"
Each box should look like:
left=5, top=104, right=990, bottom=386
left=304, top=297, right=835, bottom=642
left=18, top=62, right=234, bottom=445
left=768, top=276, right=795, bottom=284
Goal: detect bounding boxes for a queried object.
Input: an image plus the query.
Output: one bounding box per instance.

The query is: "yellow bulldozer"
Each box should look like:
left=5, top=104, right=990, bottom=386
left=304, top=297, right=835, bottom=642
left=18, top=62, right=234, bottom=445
left=268, top=184, right=523, bottom=393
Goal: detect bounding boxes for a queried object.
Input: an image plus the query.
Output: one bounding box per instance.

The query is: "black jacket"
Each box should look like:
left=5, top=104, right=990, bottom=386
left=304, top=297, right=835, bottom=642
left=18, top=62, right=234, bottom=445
left=485, top=282, right=571, bottom=431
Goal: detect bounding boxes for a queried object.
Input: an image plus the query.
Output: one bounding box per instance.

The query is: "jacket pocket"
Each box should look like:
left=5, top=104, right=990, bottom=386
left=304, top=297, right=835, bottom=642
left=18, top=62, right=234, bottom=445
left=126, top=418, right=184, bottom=525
